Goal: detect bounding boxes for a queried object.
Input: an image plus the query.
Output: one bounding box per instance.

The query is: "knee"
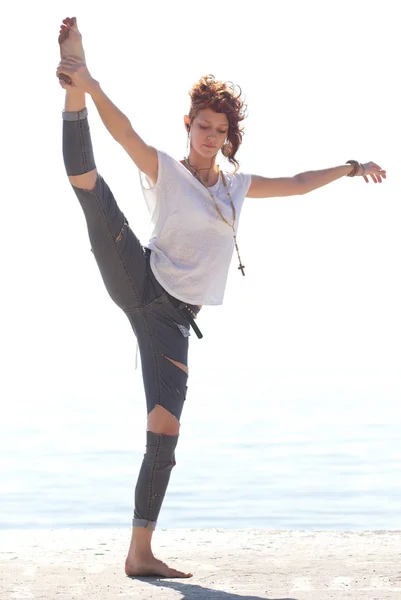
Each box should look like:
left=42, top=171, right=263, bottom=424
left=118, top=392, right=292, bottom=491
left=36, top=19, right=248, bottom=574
left=69, top=169, right=97, bottom=191
left=144, top=430, right=179, bottom=468
left=148, top=405, right=180, bottom=436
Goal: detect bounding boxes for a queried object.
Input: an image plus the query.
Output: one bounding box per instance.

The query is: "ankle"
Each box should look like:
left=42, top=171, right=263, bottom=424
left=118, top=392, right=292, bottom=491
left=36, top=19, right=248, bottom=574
left=127, top=548, right=154, bottom=561
left=127, top=524, right=154, bottom=560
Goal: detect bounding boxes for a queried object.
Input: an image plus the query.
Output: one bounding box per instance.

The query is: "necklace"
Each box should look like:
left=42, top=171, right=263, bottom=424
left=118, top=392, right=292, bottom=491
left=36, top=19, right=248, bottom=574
left=183, top=158, right=245, bottom=276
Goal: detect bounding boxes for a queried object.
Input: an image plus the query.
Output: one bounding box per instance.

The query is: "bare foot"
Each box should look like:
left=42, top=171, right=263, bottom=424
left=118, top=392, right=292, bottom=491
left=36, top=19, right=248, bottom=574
left=125, top=554, right=193, bottom=578
left=58, top=17, right=86, bottom=62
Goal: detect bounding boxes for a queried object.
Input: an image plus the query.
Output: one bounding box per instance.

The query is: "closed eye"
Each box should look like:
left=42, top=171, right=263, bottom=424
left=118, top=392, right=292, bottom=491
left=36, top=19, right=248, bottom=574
left=199, top=125, right=227, bottom=135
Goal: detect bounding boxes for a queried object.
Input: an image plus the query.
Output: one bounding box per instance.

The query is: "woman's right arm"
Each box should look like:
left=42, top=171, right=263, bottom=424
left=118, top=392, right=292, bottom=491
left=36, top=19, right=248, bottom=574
left=90, top=82, right=158, bottom=183
left=57, top=57, right=158, bottom=183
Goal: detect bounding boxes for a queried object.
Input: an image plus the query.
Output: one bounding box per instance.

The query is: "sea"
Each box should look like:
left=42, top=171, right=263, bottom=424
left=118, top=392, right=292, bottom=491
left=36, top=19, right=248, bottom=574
left=1, top=365, right=400, bottom=532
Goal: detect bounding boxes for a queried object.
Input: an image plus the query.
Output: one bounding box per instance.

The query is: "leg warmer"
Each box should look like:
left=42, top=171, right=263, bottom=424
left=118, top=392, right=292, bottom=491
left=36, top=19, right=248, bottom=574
left=132, top=431, right=179, bottom=530
left=62, top=108, right=96, bottom=176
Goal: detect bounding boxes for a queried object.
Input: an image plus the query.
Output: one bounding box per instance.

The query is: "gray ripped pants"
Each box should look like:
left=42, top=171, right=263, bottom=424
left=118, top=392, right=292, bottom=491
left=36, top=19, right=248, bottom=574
left=62, top=108, right=200, bottom=531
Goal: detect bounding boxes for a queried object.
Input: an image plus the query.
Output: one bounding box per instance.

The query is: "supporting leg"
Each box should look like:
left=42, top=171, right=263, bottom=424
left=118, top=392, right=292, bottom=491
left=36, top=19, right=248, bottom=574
left=125, top=427, right=192, bottom=578
left=133, top=430, right=178, bottom=531
left=125, top=302, right=191, bottom=577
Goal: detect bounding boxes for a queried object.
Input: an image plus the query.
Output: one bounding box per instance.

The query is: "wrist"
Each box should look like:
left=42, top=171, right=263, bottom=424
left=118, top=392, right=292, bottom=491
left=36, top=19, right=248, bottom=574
left=346, top=160, right=364, bottom=177
left=88, top=79, right=101, bottom=99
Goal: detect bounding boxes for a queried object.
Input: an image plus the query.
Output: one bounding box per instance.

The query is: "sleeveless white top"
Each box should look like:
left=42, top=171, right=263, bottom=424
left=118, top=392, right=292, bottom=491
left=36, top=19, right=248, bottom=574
left=140, top=150, right=252, bottom=305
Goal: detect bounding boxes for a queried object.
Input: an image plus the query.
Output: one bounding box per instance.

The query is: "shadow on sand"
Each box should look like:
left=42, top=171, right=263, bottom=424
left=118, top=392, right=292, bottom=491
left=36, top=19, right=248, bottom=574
left=128, top=577, right=298, bottom=600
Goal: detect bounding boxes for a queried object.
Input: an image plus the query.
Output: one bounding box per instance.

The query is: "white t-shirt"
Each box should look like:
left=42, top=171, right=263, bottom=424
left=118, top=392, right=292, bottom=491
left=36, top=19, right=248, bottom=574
left=140, top=150, right=252, bottom=305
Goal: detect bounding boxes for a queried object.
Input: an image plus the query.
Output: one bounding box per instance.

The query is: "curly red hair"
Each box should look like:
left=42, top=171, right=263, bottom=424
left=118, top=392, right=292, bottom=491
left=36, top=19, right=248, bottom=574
left=188, top=74, right=247, bottom=171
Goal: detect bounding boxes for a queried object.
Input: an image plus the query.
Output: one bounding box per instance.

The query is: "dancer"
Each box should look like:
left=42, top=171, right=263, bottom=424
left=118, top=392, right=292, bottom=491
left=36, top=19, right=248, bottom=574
left=57, top=16, right=386, bottom=578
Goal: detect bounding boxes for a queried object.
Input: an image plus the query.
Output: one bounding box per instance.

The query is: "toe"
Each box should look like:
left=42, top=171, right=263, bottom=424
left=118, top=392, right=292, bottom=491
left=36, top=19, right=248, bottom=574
left=169, top=569, right=193, bottom=578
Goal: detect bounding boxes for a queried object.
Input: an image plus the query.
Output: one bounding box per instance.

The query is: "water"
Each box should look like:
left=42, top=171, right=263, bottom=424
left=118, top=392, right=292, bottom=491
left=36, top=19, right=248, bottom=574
left=1, top=367, right=400, bottom=531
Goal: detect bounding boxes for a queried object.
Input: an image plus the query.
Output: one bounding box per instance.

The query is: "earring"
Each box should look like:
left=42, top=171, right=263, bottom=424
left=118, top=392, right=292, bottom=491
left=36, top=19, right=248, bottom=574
left=186, top=132, right=190, bottom=156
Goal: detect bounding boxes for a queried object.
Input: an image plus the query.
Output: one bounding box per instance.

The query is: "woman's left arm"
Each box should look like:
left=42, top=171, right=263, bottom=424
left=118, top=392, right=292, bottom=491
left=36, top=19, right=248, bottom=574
left=247, top=161, right=386, bottom=198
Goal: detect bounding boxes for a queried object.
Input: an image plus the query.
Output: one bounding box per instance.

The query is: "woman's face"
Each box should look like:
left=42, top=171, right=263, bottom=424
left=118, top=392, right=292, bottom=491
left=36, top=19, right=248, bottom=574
left=187, top=108, right=229, bottom=158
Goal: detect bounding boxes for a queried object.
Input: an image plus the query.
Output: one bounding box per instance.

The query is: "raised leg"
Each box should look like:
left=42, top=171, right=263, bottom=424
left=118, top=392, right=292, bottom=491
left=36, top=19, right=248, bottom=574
left=59, top=16, right=193, bottom=578
left=62, top=102, right=147, bottom=310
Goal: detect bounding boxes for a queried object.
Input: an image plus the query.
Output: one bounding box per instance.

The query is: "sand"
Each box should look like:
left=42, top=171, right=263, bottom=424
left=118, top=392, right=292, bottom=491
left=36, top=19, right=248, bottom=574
left=1, top=528, right=400, bottom=599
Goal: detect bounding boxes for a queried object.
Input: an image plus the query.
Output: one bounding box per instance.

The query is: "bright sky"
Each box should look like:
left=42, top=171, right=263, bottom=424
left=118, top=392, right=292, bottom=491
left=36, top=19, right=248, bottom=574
left=1, top=0, right=400, bottom=416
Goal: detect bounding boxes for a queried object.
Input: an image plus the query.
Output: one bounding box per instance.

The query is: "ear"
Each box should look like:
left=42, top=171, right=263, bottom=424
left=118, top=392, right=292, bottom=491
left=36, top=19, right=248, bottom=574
left=184, top=115, right=191, bottom=132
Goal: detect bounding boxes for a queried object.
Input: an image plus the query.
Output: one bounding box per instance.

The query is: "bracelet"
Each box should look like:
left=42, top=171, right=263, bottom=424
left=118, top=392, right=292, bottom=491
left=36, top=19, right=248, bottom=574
left=346, top=160, right=360, bottom=177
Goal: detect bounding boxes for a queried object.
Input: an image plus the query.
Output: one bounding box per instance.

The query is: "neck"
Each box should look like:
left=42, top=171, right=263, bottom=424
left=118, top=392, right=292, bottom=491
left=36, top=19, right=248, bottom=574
left=185, top=148, right=219, bottom=185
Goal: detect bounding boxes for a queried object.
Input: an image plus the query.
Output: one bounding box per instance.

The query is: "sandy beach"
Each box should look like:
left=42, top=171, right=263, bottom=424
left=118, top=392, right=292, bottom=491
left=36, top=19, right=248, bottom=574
left=1, top=528, right=400, bottom=599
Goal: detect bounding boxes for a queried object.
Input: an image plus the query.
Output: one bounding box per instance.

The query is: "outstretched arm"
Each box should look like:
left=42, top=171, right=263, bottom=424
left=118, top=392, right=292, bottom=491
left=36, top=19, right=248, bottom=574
left=89, top=83, right=158, bottom=183
left=247, top=161, right=386, bottom=198
left=57, top=17, right=158, bottom=183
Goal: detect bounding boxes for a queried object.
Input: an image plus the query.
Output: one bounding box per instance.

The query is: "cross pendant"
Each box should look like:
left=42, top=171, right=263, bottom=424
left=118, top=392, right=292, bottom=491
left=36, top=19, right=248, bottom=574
left=238, top=263, right=245, bottom=276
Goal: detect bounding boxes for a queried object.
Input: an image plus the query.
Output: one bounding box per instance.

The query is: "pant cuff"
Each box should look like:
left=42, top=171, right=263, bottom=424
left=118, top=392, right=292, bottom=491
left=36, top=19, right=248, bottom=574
left=62, top=107, right=88, bottom=121
left=132, top=518, right=157, bottom=531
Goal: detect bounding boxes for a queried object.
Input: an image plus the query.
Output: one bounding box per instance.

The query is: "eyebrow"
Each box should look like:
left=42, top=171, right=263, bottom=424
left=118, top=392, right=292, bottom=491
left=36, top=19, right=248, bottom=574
left=200, top=119, right=228, bottom=127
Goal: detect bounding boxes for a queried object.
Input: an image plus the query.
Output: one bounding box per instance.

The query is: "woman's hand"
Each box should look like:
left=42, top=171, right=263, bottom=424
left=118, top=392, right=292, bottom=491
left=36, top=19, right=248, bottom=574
left=360, top=162, right=386, bottom=183
left=57, top=57, right=98, bottom=94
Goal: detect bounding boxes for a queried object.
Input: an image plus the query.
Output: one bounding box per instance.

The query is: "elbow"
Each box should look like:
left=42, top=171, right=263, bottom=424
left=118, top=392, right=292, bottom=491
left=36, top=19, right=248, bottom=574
left=294, top=173, right=309, bottom=195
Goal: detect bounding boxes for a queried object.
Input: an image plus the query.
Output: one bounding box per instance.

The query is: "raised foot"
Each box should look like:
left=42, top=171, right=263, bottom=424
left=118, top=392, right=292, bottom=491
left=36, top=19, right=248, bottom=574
left=125, top=555, right=193, bottom=578
left=58, top=16, right=85, bottom=62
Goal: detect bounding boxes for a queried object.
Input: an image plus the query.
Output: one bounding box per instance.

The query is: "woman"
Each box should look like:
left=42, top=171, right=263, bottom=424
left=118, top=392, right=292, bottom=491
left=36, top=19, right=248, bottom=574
left=57, top=17, right=386, bottom=578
